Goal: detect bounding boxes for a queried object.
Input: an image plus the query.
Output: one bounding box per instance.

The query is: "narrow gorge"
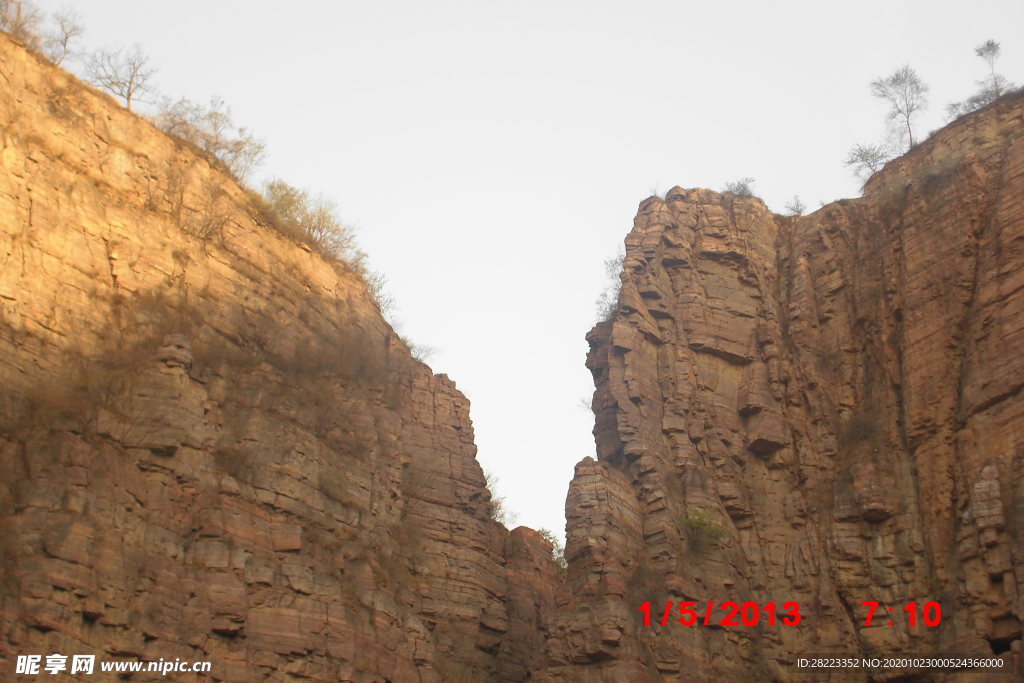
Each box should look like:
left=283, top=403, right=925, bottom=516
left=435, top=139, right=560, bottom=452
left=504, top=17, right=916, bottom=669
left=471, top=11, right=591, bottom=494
left=1, top=32, right=1022, bottom=681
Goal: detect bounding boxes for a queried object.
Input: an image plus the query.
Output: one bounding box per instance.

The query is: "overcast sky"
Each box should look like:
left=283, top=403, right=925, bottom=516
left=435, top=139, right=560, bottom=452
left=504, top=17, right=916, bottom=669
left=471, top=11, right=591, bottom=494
left=36, top=0, right=1024, bottom=541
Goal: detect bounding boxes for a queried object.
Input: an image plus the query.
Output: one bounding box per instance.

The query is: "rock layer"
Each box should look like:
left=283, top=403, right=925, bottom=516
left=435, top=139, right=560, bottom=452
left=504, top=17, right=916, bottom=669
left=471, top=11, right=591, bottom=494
left=550, top=94, right=1024, bottom=680
left=0, top=34, right=556, bottom=681
left=4, top=28, right=1024, bottom=683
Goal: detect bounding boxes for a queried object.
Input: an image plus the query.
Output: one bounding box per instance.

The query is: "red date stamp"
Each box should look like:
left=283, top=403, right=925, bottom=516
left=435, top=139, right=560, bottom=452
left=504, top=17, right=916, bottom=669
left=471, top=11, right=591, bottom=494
left=638, top=600, right=802, bottom=627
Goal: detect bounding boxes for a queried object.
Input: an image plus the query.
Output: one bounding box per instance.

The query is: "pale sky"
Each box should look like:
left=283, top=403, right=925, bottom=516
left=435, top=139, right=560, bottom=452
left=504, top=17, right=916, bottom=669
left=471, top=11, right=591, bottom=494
left=34, top=1, right=1024, bottom=541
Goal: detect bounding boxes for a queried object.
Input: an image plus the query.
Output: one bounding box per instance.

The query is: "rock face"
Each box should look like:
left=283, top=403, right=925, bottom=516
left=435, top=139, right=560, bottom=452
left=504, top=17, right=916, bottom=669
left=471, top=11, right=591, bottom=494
left=549, top=94, right=1024, bottom=680
left=0, top=34, right=557, bottom=681
left=4, top=28, right=1024, bottom=682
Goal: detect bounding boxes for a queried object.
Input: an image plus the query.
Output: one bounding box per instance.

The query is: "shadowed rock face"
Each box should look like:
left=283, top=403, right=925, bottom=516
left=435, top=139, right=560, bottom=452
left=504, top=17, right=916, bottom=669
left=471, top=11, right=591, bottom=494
left=542, top=93, right=1024, bottom=680
left=0, top=34, right=557, bottom=681
left=3, top=28, right=1023, bottom=682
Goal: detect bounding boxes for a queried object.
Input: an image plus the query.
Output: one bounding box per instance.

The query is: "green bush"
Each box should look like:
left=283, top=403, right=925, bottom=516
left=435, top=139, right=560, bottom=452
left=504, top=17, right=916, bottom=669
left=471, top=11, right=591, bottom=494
left=682, top=509, right=725, bottom=554
left=537, top=528, right=568, bottom=573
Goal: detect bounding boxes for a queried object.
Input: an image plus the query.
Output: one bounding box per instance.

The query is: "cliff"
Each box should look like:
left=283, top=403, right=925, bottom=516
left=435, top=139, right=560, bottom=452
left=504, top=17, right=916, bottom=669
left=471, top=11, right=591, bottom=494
left=3, top=27, right=1024, bottom=683
left=549, top=93, right=1024, bottom=680
left=0, top=33, right=556, bottom=681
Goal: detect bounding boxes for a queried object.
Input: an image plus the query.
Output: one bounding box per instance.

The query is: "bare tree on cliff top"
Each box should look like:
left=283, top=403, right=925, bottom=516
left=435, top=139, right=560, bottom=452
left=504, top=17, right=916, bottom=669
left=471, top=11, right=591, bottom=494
left=871, top=65, right=928, bottom=152
left=976, top=40, right=1009, bottom=99
left=0, top=0, right=43, bottom=50
left=946, top=40, right=1016, bottom=120
left=784, top=195, right=807, bottom=216
left=43, top=8, right=82, bottom=65
left=156, top=96, right=266, bottom=180
left=85, top=44, right=155, bottom=111
left=723, top=177, right=756, bottom=197
left=595, top=247, right=624, bottom=322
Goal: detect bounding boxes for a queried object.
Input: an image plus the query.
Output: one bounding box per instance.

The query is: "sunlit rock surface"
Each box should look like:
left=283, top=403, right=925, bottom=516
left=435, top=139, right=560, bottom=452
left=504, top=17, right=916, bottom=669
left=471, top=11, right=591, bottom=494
left=0, top=33, right=556, bottom=682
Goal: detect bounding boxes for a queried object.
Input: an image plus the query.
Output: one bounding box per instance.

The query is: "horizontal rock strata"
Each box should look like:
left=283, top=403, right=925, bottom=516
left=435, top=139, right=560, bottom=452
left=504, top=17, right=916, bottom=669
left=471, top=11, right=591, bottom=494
left=3, top=28, right=1023, bottom=683
left=550, top=94, right=1024, bottom=681
left=0, top=33, right=556, bottom=682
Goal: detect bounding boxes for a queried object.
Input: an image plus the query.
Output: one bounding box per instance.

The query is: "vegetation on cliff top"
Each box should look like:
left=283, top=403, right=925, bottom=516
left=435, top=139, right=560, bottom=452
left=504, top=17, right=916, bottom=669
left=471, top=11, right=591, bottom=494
left=846, top=40, right=1018, bottom=183
left=2, top=0, right=398, bottom=325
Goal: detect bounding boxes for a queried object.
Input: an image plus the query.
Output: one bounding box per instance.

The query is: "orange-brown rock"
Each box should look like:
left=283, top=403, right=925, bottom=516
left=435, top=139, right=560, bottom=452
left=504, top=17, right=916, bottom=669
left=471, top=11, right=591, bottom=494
left=0, top=33, right=556, bottom=681
left=4, top=26, right=1024, bottom=682
left=548, top=93, right=1024, bottom=680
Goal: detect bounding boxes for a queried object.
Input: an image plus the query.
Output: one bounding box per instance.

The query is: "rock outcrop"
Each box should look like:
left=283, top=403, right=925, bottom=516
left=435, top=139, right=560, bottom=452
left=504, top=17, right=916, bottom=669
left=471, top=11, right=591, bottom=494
left=0, top=33, right=556, bottom=681
left=4, top=27, right=1024, bottom=682
left=550, top=93, right=1024, bottom=680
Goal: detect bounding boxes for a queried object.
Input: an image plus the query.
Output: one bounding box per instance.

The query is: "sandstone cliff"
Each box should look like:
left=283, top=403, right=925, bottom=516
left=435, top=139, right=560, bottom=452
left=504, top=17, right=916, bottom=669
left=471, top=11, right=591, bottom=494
left=4, top=27, right=1024, bottom=683
left=0, top=33, right=556, bottom=681
left=549, top=93, right=1024, bottom=681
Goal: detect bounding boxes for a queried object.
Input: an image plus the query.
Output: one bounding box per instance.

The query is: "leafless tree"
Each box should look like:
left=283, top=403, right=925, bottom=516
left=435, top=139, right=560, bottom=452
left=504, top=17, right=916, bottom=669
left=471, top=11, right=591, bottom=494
left=784, top=195, right=806, bottom=216
left=976, top=40, right=1008, bottom=99
left=845, top=143, right=890, bottom=182
left=870, top=65, right=928, bottom=151
left=85, top=44, right=155, bottom=111
left=43, top=8, right=82, bottom=65
left=0, top=0, right=43, bottom=50
left=595, top=247, right=624, bottom=322
left=155, top=96, right=265, bottom=180
left=947, top=40, right=1015, bottom=120
left=260, top=179, right=360, bottom=263
left=723, top=177, right=756, bottom=197
left=484, top=470, right=518, bottom=527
